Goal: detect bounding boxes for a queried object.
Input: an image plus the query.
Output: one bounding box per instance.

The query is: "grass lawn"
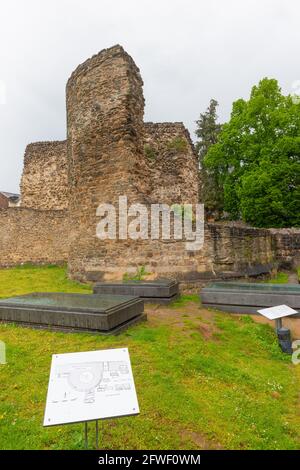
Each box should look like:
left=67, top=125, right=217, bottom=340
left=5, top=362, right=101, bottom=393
left=266, top=272, right=289, bottom=284
left=0, top=265, right=299, bottom=450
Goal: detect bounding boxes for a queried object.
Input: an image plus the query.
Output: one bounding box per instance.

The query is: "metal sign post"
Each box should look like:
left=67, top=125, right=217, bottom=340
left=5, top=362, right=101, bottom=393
left=83, top=420, right=100, bottom=450
left=43, top=348, right=139, bottom=449
left=275, top=317, right=283, bottom=331
left=258, top=304, right=298, bottom=354
left=84, top=422, right=88, bottom=449
left=95, top=420, right=99, bottom=449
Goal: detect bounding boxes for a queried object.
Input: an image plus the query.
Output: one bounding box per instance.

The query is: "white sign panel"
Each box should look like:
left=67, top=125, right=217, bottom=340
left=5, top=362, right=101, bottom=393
left=43, top=348, right=139, bottom=427
left=258, top=304, right=298, bottom=320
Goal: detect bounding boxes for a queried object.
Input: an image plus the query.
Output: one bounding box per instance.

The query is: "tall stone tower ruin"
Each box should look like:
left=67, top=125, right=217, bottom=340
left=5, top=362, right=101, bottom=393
left=66, top=46, right=151, bottom=280
left=18, top=45, right=203, bottom=283
left=66, top=45, right=199, bottom=282
left=7, top=45, right=280, bottom=285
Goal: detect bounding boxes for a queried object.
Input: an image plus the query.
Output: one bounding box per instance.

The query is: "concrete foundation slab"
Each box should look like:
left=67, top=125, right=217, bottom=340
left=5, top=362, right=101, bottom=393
left=0, top=293, right=145, bottom=334
left=201, top=282, right=300, bottom=314
left=93, top=279, right=179, bottom=303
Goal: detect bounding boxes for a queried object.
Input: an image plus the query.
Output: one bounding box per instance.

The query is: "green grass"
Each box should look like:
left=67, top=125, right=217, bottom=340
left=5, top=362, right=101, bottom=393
left=266, top=272, right=289, bottom=284
left=170, top=294, right=200, bottom=308
left=0, top=264, right=92, bottom=299
left=0, top=265, right=299, bottom=450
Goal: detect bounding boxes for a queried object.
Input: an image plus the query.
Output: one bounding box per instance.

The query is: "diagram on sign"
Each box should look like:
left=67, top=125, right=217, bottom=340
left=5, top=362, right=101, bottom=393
left=43, top=348, right=139, bottom=426
left=52, top=360, right=131, bottom=405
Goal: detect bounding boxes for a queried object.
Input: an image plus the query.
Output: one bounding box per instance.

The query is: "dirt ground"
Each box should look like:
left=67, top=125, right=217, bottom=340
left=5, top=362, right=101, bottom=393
left=145, top=301, right=300, bottom=340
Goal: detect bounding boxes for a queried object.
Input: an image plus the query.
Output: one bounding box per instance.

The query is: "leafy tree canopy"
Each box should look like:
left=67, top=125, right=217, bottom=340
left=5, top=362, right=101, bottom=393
left=204, top=78, right=300, bottom=227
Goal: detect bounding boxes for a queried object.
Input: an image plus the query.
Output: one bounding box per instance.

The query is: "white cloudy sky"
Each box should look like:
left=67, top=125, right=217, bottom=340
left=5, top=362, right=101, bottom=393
left=0, top=0, right=299, bottom=192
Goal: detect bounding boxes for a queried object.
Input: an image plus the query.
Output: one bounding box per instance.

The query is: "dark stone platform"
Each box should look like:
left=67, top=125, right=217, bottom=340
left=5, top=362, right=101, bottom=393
left=201, top=282, right=300, bottom=315
left=0, top=293, right=145, bottom=334
left=93, top=279, right=180, bottom=304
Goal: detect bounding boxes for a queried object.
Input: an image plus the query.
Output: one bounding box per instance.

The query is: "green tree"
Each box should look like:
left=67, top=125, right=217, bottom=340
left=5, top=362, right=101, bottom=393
left=195, top=99, right=222, bottom=217
left=204, top=78, right=300, bottom=227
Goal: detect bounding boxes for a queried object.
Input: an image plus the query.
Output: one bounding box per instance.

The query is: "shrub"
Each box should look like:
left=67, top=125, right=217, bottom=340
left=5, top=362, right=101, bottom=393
left=167, top=137, right=188, bottom=152
left=144, top=144, right=157, bottom=160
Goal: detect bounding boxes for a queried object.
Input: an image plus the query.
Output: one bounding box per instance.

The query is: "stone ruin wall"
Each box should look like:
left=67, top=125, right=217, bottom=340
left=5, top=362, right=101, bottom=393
left=0, top=207, right=278, bottom=289
left=84, top=224, right=275, bottom=287
left=66, top=45, right=150, bottom=280
left=0, top=141, right=69, bottom=268
left=20, top=141, right=68, bottom=210
left=0, top=208, right=69, bottom=267
left=65, top=45, right=277, bottom=284
left=0, top=44, right=297, bottom=288
left=144, top=122, right=199, bottom=205
left=207, top=224, right=274, bottom=275
left=270, top=228, right=300, bottom=270
left=65, top=46, right=203, bottom=282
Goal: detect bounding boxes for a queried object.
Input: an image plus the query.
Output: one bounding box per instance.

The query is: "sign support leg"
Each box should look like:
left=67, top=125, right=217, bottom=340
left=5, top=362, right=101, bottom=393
left=95, top=420, right=99, bottom=449
left=276, top=318, right=283, bottom=331
left=84, top=422, right=88, bottom=449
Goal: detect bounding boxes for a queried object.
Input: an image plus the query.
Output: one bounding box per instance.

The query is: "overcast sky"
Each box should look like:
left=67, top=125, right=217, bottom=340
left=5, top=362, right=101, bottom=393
left=0, top=0, right=299, bottom=192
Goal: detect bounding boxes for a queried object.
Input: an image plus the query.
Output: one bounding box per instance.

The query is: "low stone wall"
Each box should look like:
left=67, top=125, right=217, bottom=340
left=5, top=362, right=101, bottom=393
left=0, top=209, right=297, bottom=294
left=179, top=224, right=275, bottom=292
left=0, top=208, right=69, bottom=267
left=207, top=224, right=274, bottom=277
left=270, top=228, right=300, bottom=269
left=77, top=222, right=275, bottom=290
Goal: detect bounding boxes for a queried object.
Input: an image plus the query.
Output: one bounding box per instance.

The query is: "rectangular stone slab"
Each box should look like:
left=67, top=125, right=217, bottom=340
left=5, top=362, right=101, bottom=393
left=93, top=279, right=179, bottom=299
left=142, top=293, right=181, bottom=305
left=204, top=282, right=300, bottom=293
left=201, top=282, right=300, bottom=313
left=0, top=293, right=144, bottom=332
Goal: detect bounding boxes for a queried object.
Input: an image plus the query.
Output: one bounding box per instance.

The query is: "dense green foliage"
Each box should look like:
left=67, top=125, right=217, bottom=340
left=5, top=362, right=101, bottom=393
left=195, top=99, right=223, bottom=216
left=204, top=79, right=300, bottom=227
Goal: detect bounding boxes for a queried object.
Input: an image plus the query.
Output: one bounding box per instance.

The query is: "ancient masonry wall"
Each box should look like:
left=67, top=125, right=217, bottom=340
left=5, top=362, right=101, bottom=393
left=0, top=208, right=69, bottom=266
left=177, top=224, right=276, bottom=292
left=82, top=223, right=275, bottom=284
left=0, top=207, right=281, bottom=287
left=270, top=228, right=300, bottom=270
left=0, top=44, right=297, bottom=287
left=205, top=224, right=274, bottom=276
left=65, top=46, right=275, bottom=284
left=0, top=193, right=9, bottom=209
left=65, top=45, right=204, bottom=282
left=20, top=141, right=68, bottom=210
left=144, top=122, right=199, bottom=205
left=66, top=45, right=151, bottom=280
